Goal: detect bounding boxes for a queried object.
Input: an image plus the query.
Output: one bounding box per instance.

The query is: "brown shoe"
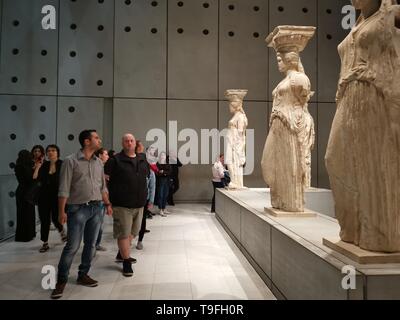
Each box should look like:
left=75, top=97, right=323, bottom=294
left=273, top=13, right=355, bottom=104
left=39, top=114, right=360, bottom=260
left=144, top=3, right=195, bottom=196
left=77, top=274, right=98, bottom=287
left=51, top=281, right=67, bottom=299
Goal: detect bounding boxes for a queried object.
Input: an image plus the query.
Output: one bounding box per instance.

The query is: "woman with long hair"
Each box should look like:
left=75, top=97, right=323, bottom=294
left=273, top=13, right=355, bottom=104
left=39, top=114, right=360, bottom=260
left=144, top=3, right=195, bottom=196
left=38, top=145, right=66, bottom=252
left=14, top=150, right=36, bottom=242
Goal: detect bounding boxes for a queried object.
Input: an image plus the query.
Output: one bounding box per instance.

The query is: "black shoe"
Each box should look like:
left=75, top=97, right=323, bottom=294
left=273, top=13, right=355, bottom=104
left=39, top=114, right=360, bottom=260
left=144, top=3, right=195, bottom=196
left=60, top=230, right=67, bottom=243
left=122, top=260, right=133, bottom=277
left=51, top=281, right=67, bottom=299
left=77, top=274, right=98, bottom=287
left=39, top=243, right=50, bottom=253
left=115, top=251, right=137, bottom=264
left=146, top=214, right=153, bottom=219
left=144, top=229, right=150, bottom=233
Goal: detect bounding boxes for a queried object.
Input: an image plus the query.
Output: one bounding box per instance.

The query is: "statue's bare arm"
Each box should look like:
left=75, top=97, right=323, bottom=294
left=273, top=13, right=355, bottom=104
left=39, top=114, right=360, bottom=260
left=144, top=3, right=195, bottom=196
left=237, top=117, right=246, bottom=136
left=290, top=73, right=311, bottom=106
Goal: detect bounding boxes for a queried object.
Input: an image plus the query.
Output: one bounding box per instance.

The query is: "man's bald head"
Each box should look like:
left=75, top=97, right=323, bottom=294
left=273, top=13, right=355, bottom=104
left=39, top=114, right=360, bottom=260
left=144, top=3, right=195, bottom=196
left=122, top=133, right=136, bottom=155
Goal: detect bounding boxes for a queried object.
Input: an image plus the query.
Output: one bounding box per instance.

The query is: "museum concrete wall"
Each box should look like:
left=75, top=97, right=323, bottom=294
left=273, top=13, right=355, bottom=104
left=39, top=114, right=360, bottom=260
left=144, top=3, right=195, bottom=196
left=0, top=0, right=352, bottom=239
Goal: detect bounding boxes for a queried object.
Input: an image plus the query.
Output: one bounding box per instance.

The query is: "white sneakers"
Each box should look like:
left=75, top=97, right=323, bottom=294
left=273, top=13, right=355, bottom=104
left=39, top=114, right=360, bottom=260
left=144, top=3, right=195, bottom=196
left=159, top=209, right=167, bottom=217
left=136, top=241, right=143, bottom=250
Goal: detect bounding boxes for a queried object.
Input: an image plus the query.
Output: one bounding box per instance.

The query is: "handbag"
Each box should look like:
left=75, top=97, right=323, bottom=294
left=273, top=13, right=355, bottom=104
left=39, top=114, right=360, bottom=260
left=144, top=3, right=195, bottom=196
left=24, top=180, right=42, bottom=205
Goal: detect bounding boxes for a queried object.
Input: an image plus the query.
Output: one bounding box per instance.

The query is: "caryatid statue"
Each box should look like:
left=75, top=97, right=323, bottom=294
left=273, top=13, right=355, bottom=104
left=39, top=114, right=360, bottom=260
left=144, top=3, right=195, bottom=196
left=225, top=89, right=249, bottom=190
left=261, top=26, right=316, bottom=214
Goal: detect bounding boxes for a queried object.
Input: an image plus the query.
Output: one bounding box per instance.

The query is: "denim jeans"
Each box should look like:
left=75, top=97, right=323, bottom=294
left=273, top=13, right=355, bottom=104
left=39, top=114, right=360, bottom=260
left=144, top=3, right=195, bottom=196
left=57, top=202, right=102, bottom=283
left=95, top=207, right=106, bottom=247
left=157, top=178, right=169, bottom=210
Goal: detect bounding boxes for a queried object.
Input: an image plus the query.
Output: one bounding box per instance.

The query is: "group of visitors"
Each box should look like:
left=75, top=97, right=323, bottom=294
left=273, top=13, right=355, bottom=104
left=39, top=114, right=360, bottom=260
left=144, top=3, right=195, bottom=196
left=13, top=130, right=181, bottom=299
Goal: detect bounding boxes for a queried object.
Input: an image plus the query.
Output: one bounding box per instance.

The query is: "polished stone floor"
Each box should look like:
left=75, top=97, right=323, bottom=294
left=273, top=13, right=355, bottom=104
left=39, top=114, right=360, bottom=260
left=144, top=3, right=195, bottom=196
left=0, top=204, right=275, bottom=300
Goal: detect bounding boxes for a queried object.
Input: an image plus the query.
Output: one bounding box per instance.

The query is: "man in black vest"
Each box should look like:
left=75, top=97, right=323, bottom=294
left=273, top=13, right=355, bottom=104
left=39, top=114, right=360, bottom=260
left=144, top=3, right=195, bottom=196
left=104, top=134, right=149, bottom=277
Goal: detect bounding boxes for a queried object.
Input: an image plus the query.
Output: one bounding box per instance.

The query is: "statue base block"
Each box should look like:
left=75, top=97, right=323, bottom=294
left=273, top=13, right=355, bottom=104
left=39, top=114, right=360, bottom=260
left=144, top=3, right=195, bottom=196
left=264, top=207, right=317, bottom=217
left=323, top=238, right=400, bottom=264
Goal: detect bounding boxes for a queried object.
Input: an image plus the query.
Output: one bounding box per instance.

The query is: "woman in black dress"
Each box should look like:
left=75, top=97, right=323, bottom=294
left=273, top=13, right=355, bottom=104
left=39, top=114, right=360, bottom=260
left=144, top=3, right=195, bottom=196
left=156, top=152, right=172, bottom=216
left=14, top=150, right=36, bottom=242
left=167, top=151, right=182, bottom=206
left=38, top=145, right=66, bottom=252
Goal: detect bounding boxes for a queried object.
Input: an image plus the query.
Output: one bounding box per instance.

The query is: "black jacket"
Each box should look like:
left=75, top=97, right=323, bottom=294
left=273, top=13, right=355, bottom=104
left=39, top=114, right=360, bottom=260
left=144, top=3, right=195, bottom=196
left=38, top=160, right=63, bottom=200
left=156, top=163, right=172, bottom=178
left=167, top=156, right=182, bottom=180
left=105, top=151, right=149, bottom=209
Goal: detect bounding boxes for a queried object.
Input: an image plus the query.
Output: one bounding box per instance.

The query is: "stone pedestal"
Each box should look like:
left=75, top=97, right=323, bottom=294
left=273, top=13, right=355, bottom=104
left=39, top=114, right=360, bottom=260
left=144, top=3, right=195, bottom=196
left=323, top=238, right=400, bottom=264
left=215, top=188, right=400, bottom=299
left=226, top=186, right=249, bottom=191
left=264, top=207, right=317, bottom=218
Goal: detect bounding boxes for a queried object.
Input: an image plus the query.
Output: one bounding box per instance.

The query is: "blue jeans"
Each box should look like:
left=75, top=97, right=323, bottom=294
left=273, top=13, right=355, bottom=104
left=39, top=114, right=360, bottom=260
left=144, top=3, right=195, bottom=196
left=57, top=203, right=102, bottom=283
left=95, top=207, right=105, bottom=247
left=157, top=178, right=169, bottom=210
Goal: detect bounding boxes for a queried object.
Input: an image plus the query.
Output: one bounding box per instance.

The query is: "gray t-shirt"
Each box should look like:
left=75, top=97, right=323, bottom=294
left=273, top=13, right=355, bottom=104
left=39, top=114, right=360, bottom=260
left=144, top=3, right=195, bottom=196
left=58, top=150, right=107, bottom=204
